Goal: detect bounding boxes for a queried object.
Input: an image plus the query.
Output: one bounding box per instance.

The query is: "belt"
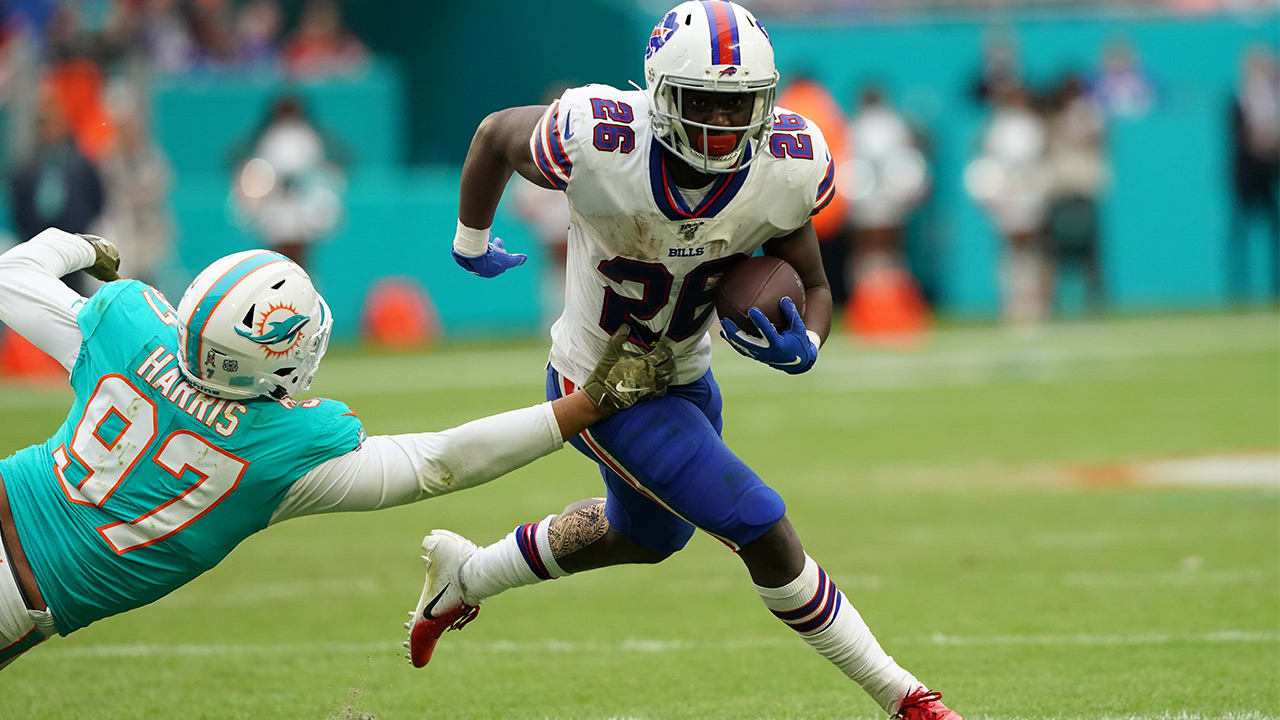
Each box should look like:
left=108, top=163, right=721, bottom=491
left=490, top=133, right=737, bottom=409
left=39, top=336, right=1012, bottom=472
left=0, top=473, right=46, bottom=612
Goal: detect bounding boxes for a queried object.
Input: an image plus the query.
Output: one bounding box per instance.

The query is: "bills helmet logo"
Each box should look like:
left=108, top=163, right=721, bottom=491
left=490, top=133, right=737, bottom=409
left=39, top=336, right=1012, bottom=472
left=645, top=10, right=679, bottom=60
left=718, top=67, right=738, bottom=77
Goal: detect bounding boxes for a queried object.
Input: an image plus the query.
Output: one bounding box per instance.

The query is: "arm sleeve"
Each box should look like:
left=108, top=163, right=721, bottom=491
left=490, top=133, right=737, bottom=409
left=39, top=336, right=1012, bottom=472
left=268, top=401, right=564, bottom=523
left=0, top=228, right=96, bottom=371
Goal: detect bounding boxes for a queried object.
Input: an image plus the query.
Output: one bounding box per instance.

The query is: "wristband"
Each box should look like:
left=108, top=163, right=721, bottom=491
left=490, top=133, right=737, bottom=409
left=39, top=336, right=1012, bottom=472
left=806, top=330, right=822, bottom=352
left=453, top=221, right=491, bottom=257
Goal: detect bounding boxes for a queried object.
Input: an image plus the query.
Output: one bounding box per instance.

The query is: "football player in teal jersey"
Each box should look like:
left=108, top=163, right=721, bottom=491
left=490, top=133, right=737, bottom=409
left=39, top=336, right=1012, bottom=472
left=0, top=227, right=673, bottom=669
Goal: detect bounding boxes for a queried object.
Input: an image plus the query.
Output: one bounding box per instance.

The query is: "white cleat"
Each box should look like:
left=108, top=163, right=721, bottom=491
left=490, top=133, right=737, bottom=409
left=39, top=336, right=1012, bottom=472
left=405, top=530, right=480, bottom=668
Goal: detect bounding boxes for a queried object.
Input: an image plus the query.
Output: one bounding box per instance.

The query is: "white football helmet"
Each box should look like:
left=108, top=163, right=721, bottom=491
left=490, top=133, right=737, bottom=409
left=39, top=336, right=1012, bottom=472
left=643, top=0, right=778, bottom=173
left=176, top=250, right=332, bottom=400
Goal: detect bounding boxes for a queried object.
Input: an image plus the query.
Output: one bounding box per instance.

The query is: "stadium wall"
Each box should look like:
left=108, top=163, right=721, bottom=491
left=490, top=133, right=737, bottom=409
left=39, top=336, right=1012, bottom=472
left=1, top=10, right=1275, bottom=341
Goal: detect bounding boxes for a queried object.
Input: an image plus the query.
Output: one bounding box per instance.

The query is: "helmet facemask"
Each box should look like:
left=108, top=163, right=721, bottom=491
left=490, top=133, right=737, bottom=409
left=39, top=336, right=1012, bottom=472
left=650, top=74, right=777, bottom=174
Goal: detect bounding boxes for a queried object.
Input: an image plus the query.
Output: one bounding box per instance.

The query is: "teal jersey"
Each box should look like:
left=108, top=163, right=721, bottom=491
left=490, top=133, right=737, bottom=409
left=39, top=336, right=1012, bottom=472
left=0, top=281, right=363, bottom=634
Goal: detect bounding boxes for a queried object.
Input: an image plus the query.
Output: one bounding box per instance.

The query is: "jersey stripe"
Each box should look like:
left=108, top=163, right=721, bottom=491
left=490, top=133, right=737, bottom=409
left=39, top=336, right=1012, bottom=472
left=812, top=154, right=836, bottom=216
left=183, top=252, right=289, bottom=378
left=530, top=101, right=571, bottom=190
left=703, top=1, right=740, bottom=65
left=648, top=138, right=753, bottom=221
left=0, top=627, right=46, bottom=664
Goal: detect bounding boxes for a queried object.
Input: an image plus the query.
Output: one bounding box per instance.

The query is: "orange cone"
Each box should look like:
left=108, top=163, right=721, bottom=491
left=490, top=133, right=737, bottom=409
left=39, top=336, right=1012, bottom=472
left=0, top=329, right=64, bottom=382
left=846, top=266, right=929, bottom=342
left=361, top=278, right=440, bottom=349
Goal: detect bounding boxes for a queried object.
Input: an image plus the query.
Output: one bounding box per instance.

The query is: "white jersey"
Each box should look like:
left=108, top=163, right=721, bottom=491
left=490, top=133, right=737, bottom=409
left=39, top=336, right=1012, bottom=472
left=530, top=84, right=835, bottom=386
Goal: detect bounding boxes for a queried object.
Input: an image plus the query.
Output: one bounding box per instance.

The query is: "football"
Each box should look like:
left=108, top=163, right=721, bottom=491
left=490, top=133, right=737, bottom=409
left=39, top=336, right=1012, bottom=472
left=714, top=255, right=806, bottom=336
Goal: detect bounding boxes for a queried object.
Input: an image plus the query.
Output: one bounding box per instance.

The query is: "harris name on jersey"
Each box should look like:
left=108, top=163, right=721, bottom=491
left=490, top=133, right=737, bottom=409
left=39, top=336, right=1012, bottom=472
left=133, top=343, right=248, bottom=437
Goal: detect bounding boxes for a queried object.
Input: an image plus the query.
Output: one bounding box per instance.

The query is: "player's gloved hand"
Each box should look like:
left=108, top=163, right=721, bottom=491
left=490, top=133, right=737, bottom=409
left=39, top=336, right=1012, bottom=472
left=451, top=235, right=527, bottom=278
left=76, top=233, right=120, bottom=282
left=719, top=297, right=818, bottom=375
left=581, top=325, right=675, bottom=418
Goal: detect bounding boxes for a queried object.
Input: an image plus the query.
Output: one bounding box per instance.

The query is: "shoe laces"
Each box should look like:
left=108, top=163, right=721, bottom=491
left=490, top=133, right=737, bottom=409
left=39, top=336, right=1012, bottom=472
left=894, top=688, right=944, bottom=718
left=447, top=604, right=479, bottom=632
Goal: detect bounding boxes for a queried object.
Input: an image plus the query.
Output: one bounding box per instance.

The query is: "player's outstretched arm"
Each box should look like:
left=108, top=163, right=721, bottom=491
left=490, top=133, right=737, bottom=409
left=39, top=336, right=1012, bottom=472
left=451, top=105, right=556, bottom=278
left=268, top=328, right=673, bottom=523
left=0, top=228, right=120, bottom=372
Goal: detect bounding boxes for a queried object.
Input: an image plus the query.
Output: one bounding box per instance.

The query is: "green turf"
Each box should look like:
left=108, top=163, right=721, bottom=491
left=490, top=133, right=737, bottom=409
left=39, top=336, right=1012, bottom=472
left=1, top=312, right=1277, bottom=719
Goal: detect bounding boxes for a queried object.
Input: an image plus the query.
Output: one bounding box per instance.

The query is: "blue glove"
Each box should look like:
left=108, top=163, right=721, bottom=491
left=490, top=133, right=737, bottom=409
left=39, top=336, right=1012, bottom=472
left=452, top=235, right=527, bottom=278
left=719, top=297, right=818, bottom=375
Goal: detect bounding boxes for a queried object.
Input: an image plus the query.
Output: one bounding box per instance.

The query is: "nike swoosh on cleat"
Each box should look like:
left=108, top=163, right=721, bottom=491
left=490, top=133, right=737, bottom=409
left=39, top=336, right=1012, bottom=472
left=774, top=356, right=804, bottom=366
left=422, top=583, right=451, bottom=620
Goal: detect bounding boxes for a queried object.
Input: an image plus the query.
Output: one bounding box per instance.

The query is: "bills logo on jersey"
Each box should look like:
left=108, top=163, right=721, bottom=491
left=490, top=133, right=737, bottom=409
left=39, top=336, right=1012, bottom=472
left=645, top=10, right=679, bottom=59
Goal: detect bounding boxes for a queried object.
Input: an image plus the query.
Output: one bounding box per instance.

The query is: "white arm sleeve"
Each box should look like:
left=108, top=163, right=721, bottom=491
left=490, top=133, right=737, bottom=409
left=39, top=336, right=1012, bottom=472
left=269, top=401, right=564, bottom=523
left=0, top=228, right=96, bottom=371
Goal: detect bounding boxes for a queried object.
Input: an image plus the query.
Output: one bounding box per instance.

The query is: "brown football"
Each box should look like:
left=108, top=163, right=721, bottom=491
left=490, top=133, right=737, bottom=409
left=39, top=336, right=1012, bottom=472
left=714, top=256, right=806, bottom=336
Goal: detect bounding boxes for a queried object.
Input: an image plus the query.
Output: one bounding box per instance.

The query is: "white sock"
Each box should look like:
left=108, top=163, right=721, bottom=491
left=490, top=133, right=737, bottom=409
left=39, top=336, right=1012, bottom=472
left=755, top=555, right=920, bottom=714
left=459, top=515, right=565, bottom=604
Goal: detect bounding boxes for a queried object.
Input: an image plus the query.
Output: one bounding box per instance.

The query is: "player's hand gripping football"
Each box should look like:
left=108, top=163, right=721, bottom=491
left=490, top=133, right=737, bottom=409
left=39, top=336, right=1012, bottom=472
left=719, top=297, right=818, bottom=375
left=76, top=233, right=121, bottom=282
left=451, top=233, right=527, bottom=278
left=582, top=325, right=675, bottom=417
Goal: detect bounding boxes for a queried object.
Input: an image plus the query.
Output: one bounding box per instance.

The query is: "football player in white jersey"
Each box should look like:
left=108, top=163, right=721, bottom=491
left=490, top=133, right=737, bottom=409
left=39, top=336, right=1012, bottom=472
left=412, top=2, right=964, bottom=717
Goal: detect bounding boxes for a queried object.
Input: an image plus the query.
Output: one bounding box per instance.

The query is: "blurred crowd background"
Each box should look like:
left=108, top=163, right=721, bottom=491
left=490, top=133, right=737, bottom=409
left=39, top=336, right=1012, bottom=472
left=0, top=0, right=1275, bottom=352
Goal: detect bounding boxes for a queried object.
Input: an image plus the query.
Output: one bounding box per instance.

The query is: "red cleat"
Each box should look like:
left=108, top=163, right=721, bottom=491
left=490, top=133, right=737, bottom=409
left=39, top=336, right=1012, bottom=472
left=894, top=687, right=964, bottom=720
left=403, top=530, right=480, bottom=668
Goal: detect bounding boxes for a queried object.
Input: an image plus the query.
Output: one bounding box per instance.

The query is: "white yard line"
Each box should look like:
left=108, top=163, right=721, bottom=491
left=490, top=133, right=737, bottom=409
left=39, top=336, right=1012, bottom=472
left=33, top=629, right=1279, bottom=660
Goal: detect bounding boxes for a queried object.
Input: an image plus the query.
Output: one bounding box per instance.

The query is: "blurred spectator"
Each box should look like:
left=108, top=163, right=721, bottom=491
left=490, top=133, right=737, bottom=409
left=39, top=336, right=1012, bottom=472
left=96, top=99, right=173, bottom=286
left=234, top=0, right=282, bottom=69
left=1091, top=41, right=1157, bottom=118
left=1045, top=73, right=1108, bottom=313
left=188, top=0, right=236, bottom=68
left=8, top=95, right=105, bottom=293
left=965, top=82, right=1052, bottom=325
left=971, top=32, right=1021, bottom=106
left=139, top=0, right=196, bottom=74
left=843, top=86, right=928, bottom=285
left=513, top=177, right=570, bottom=332
left=230, top=94, right=347, bottom=271
left=1227, top=45, right=1280, bottom=301
left=41, top=2, right=116, bottom=160
left=282, top=0, right=366, bottom=77
left=777, top=73, right=851, bottom=305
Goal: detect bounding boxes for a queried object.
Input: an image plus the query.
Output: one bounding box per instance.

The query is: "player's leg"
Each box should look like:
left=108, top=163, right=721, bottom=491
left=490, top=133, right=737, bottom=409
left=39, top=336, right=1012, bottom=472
left=455, top=479, right=680, bottom=606
left=0, top=544, right=48, bottom=670
left=455, top=381, right=703, bottom=602
left=739, top=517, right=960, bottom=717
left=405, top=369, right=699, bottom=666
left=558, top=369, right=958, bottom=717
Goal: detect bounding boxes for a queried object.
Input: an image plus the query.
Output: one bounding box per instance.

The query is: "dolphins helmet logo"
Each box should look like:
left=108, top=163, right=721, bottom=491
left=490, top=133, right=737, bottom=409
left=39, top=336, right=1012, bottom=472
left=236, top=302, right=311, bottom=359
left=718, top=66, right=738, bottom=77
left=645, top=10, right=679, bottom=60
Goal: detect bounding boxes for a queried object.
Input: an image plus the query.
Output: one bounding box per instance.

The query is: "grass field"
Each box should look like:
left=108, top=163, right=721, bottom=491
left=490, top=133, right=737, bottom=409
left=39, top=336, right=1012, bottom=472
left=1, top=311, right=1277, bottom=719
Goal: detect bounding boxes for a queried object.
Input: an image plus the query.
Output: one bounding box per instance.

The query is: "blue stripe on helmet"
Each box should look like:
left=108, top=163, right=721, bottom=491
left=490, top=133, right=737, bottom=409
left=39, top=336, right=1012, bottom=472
left=184, top=251, right=289, bottom=375
left=727, top=6, right=740, bottom=64
left=701, top=1, right=721, bottom=65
